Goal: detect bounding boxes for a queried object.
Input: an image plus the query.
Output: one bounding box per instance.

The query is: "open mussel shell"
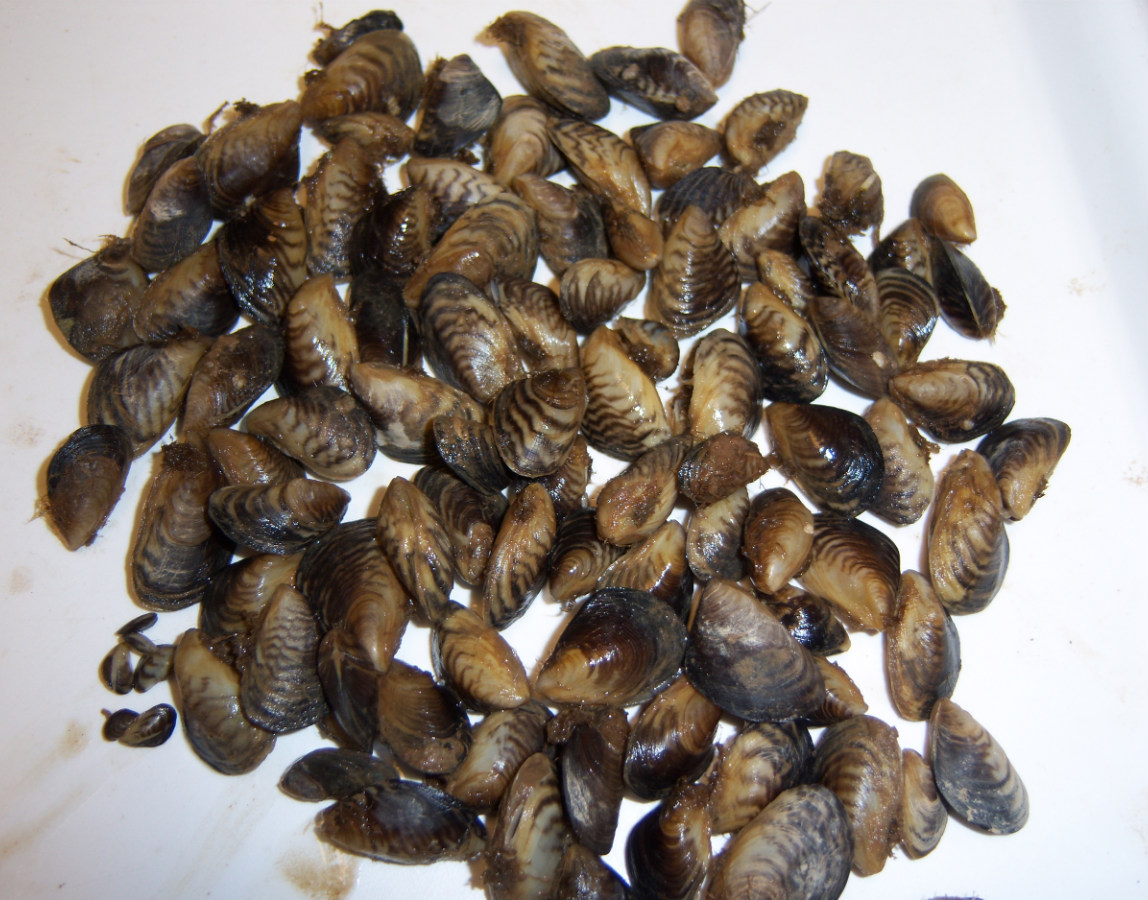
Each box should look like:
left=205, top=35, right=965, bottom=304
left=765, top=402, right=884, bottom=517
left=677, top=0, right=746, bottom=88
left=207, top=478, right=350, bottom=555
left=44, top=424, right=133, bottom=551
left=887, top=358, right=1015, bottom=443
left=315, top=779, right=486, bottom=864
left=710, top=721, right=813, bottom=835
left=723, top=89, right=807, bottom=174
left=929, top=698, right=1029, bottom=834
left=742, top=487, right=814, bottom=596
left=911, top=173, right=977, bottom=244
left=534, top=587, right=688, bottom=708
left=900, top=748, right=947, bottom=859
left=976, top=417, right=1071, bottom=520
left=798, top=515, right=900, bottom=634
left=706, top=783, right=853, bottom=900
left=549, top=705, right=629, bottom=855
left=491, top=368, right=587, bottom=478
left=442, top=701, right=550, bottom=812
left=886, top=571, right=961, bottom=721
left=278, top=747, right=400, bottom=802
left=625, top=782, right=711, bottom=900
left=589, top=45, right=717, bottom=120
left=413, top=53, right=502, bottom=158
left=930, top=238, right=1005, bottom=339
left=685, top=578, right=824, bottom=722
left=300, top=28, right=425, bottom=122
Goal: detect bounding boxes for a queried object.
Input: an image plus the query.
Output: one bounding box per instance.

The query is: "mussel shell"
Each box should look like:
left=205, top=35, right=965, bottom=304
left=300, top=29, right=425, bottom=122
left=554, top=843, right=632, bottom=900
left=282, top=274, right=361, bottom=393
left=206, top=429, right=306, bottom=486
left=534, top=587, right=688, bottom=707
left=311, top=10, right=404, bottom=66
left=764, top=402, right=884, bottom=517
left=596, top=435, right=690, bottom=547
left=976, top=417, right=1071, bottom=521
left=99, top=642, right=134, bottom=695
left=483, top=94, right=566, bottom=185
left=125, top=123, right=204, bottom=216
left=807, top=291, right=899, bottom=398
left=868, top=217, right=933, bottom=282
left=685, top=578, right=824, bottom=722
left=548, top=508, right=626, bottom=608
left=375, top=476, right=455, bottom=625
left=432, top=602, right=531, bottom=711
left=762, top=586, right=851, bottom=657
left=930, top=238, right=1005, bottom=339
left=874, top=267, right=938, bottom=369
left=376, top=659, right=471, bottom=776
left=207, top=478, right=350, bottom=554
left=710, top=721, right=813, bottom=835
left=677, top=0, right=746, bottom=88
left=313, top=111, right=415, bottom=157
left=534, top=433, right=593, bottom=518
left=45, top=424, right=133, bottom=551
left=596, top=520, right=693, bottom=620
left=910, top=173, right=977, bottom=244
left=134, top=242, right=239, bottom=346
left=589, top=45, right=717, bottom=120
left=550, top=706, right=629, bottom=855
left=414, top=463, right=505, bottom=587
left=887, top=358, right=1016, bottom=443
left=316, top=628, right=379, bottom=752
left=347, top=269, right=422, bottom=368
left=625, top=783, right=711, bottom=900
left=612, top=317, right=680, bottom=384
left=492, top=368, right=587, bottom=478
left=511, top=176, right=609, bottom=278
left=602, top=201, right=664, bottom=272
left=404, top=157, right=508, bottom=225
left=741, top=487, right=815, bottom=596
left=431, top=414, right=511, bottom=494
left=315, top=780, right=486, bottom=864
left=442, top=702, right=550, bottom=812
left=804, top=656, right=869, bottom=727
left=886, top=572, right=961, bottom=722
left=738, top=282, right=828, bottom=404
left=349, top=184, right=440, bottom=280
left=863, top=396, right=938, bottom=526
left=301, top=137, right=386, bottom=278
left=548, top=118, right=650, bottom=216
left=413, top=53, right=502, bottom=158
left=491, top=278, right=582, bottom=374
left=631, top=120, right=723, bottom=190
left=278, top=747, right=400, bottom=802
left=481, top=482, right=557, bottom=629
left=723, top=89, right=807, bottom=174
left=199, top=551, right=301, bottom=640
left=559, top=258, right=645, bottom=335
left=112, top=703, right=177, bottom=748
left=899, top=748, right=947, bottom=859
left=685, top=485, right=749, bottom=582
left=130, top=155, right=212, bottom=273
left=679, top=328, right=761, bottom=441
left=655, top=166, right=760, bottom=229
left=799, top=214, right=880, bottom=316
left=818, top=150, right=883, bottom=237
left=929, top=698, right=1029, bottom=834
left=718, top=171, right=805, bottom=279
left=678, top=431, right=769, bottom=506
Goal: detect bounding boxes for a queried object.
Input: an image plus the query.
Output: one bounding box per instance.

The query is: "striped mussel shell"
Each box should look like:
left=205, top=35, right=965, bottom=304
left=655, top=165, right=760, bottom=229
left=491, top=367, right=587, bottom=478
left=677, top=327, right=761, bottom=441
left=300, top=28, right=424, bottom=122
left=596, top=435, right=690, bottom=548
left=625, top=782, right=712, bottom=900
left=685, top=485, right=749, bottom=582
left=548, top=508, right=626, bottom=608
left=375, top=659, right=471, bottom=776
left=44, top=424, right=133, bottom=551
left=312, top=111, right=414, bottom=158
left=589, top=45, right=717, bottom=120
left=547, top=117, right=650, bottom=216
left=282, top=274, right=360, bottom=393
left=558, top=258, right=645, bottom=334
left=900, top=748, right=947, bottom=859
left=930, top=237, right=1006, bottom=339
left=349, top=185, right=440, bottom=280
left=510, top=175, right=609, bottom=278
left=431, top=414, right=511, bottom=494
left=799, top=213, right=880, bottom=317
left=310, top=10, right=404, bottom=66
left=742, top=487, right=815, bottom=596
left=404, top=157, right=507, bottom=224
left=709, top=721, right=813, bottom=835
left=807, top=291, right=899, bottom=398
left=723, top=89, right=807, bottom=174
left=886, top=571, right=961, bottom=722
left=737, top=281, right=827, bottom=404
left=678, top=431, right=768, bottom=505
left=976, top=417, right=1071, bottom=521
left=888, top=358, right=1015, bottom=444
left=863, top=396, right=937, bottom=526
left=533, top=432, right=593, bottom=518
left=413, top=463, right=506, bottom=587
left=301, top=136, right=386, bottom=278
left=911, top=173, right=977, bottom=244
left=442, top=701, right=550, bottom=813
left=868, top=217, right=934, bottom=283
left=677, top=0, right=746, bottom=88
left=207, top=478, right=350, bottom=555
left=631, top=120, right=723, bottom=190
left=432, top=601, right=531, bottom=712
left=413, top=54, right=502, bottom=159
left=803, top=657, right=868, bottom=728
left=490, top=277, right=581, bottom=374
left=375, top=476, right=455, bottom=625
left=199, top=552, right=301, bottom=640
left=278, top=747, right=400, bottom=803
left=719, top=170, right=805, bottom=280
left=481, top=482, right=557, bottom=630
left=483, top=95, right=566, bottom=185
left=130, top=155, right=212, bottom=273
left=818, top=150, right=884, bottom=238
left=315, top=628, right=380, bottom=752
left=597, top=520, right=693, bottom=620
left=763, top=585, right=851, bottom=657
left=125, top=123, right=203, bottom=216
left=206, top=429, right=305, bottom=487
left=613, top=317, right=680, bottom=383
left=874, top=267, right=938, bottom=369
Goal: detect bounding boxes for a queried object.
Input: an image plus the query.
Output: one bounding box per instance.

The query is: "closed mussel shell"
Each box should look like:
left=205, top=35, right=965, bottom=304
left=311, top=10, right=404, bottom=66
left=431, top=414, right=511, bottom=494
left=492, top=368, right=587, bottom=478
left=798, top=514, right=900, bottom=634
left=625, top=782, right=711, bottom=900
left=244, top=386, right=376, bottom=482
left=812, top=714, right=903, bottom=876
left=206, top=429, right=305, bottom=486
left=535, top=587, right=688, bottom=707
left=976, top=417, right=1071, bottom=520
left=613, top=317, right=680, bottom=384
left=589, top=45, right=717, bottom=120
left=807, top=291, right=899, bottom=398
left=404, top=157, right=508, bottom=225
left=433, top=601, right=531, bottom=711
left=491, top=277, right=581, bottom=374
left=376, top=476, right=455, bottom=625
left=756, top=249, right=815, bottom=314
left=874, top=267, right=938, bottom=369
left=799, top=214, right=880, bottom=317
left=863, top=396, right=938, bottom=526
left=762, top=585, right=851, bottom=657
left=596, top=435, right=690, bottom=547
left=316, top=627, right=380, bottom=752
left=931, top=238, right=1005, bottom=339
left=900, top=748, right=947, bottom=859
left=685, top=578, right=824, bottom=721
left=414, top=463, right=505, bottom=587
left=208, top=478, right=350, bottom=555
left=313, top=110, right=414, bottom=157
left=535, top=433, right=593, bottom=518
left=710, top=721, right=813, bottom=835
left=597, top=520, right=693, bottom=619
left=315, top=780, right=486, bottom=864
left=719, top=171, right=805, bottom=280
left=737, top=281, right=827, bottom=404
left=631, top=121, right=723, bottom=190
left=929, top=698, right=1029, bottom=834
left=548, top=118, right=650, bottom=216
left=125, top=123, right=204, bottom=216
left=911, top=173, right=977, bottom=244
left=549, top=705, right=629, bottom=855
left=889, top=358, right=1016, bottom=443
left=302, top=137, right=386, bottom=278
left=678, top=328, right=760, bottom=441
left=742, top=486, right=814, bottom=596
left=685, top=485, right=749, bottom=582
left=559, top=258, right=645, bottom=335
left=111, top=703, right=178, bottom=748
left=765, top=402, right=884, bottom=517
left=99, top=642, right=134, bottom=695
left=282, top=274, right=360, bottom=393
left=927, top=449, right=1009, bottom=615
left=278, top=747, right=400, bottom=802
left=349, top=185, right=439, bottom=280
left=511, top=176, right=609, bottom=277
left=347, top=269, right=421, bottom=368
left=548, top=508, right=625, bottom=608
left=484, top=95, right=565, bottom=185
left=301, top=29, right=424, bottom=122
left=868, top=217, right=934, bottom=283
left=132, top=236, right=235, bottom=349
left=677, top=0, right=746, bottom=88
left=655, top=166, right=760, bottom=230
left=723, top=89, right=807, bottom=174
left=130, top=155, right=212, bottom=273
left=414, top=53, right=502, bottom=159
left=818, top=150, right=883, bottom=237
left=678, top=431, right=769, bottom=506
left=803, top=657, right=868, bottom=727
left=886, top=571, right=961, bottom=721
left=376, top=659, right=471, bottom=776
left=44, top=423, right=133, bottom=551
left=199, top=551, right=301, bottom=640
left=443, top=701, right=550, bottom=812
left=554, top=843, right=632, bottom=900
left=482, top=483, right=557, bottom=629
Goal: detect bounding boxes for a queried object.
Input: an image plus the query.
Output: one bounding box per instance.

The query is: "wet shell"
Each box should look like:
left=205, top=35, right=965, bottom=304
left=625, top=782, right=711, bottom=900
left=491, top=277, right=581, bottom=373
left=199, top=551, right=301, bottom=640
left=301, top=137, right=386, bottom=278
left=311, top=10, right=404, bottom=65
left=347, top=269, right=422, bottom=368
left=48, top=238, right=147, bottom=362
left=868, top=217, right=934, bottom=283
left=481, top=483, right=557, bottom=629
left=718, top=171, right=805, bottom=280
left=404, top=157, right=508, bottom=224
left=623, top=674, right=722, bottom=802
left=886, top=571, right=961, bottom=722
left=511, top=175, right=609, bottom=277
left=240, top=585, right=327, bottom=734
left=44, top=424, right=133, bottom=551
left=678, top=431, right=769, bottom=506
left=548, top=508, right=625, bottom=608
left=874, top=267, right=938, bottom=369
left=631, top=121, right=723, bottom=190
left=349, top=185, right=439, bottom=280
left=601, top=200, right=665, bottom=272
left=676, top=328, right=759, bottom=440
left=535, top=433, right=593, bottom=518
left=208, top=478, right=350, bottom=554
left=243, top=386, right=376, bottom=482
left=282, top=274, right=360, bottom=393
left=927, top=449, right=1009, bottom=615
left=484, top=95, right=565, bottom=184
left=443, top=701, right=550, bottom=812
left=125, top=123, right=204, bottom=216
left=278, top=747, right=400, bottom=802
left=799, top=214, right=880, bottom=317
left=550, top=706, right=629, bottom=854
left=376, top=659, right=471, bottom=775
left=738, top=281, right=828, bottom=404
left=414, top=54, right=502, bottom=158
left=596, top=435, right=690, bottom=547
left=597, top=520, right=693, bottom=619
left=580, top=324, right=672, bottom=460
left=534, top=587, right=688, bottom=707
left=807, top=291, right=899, bottom=398
left=131, top=443, right=231, bottom=611
left=99, top=642, right=134, bottom=695
left=706, top=783, right=853, bottom=900
left=559, top=259, right=645, bottom=334
left=764, top=402, right=884, bottom=517
left=554, top=843, right=631, bottom=900
left=930, top=238, right=1005, bottom=339
left=589, top=45, right=717, bottom=120
left=195, top=100, right=302, bottom=218
left=483, top=11, right=610, bottom=121
left=216, top=186, right=308, bottom=327
left=763, top=585, right=851, bottom=657
left=685, top=485, right=749, bottom=582
left=316, top=780, right=486, bottom=864
left=206, top=429, right=305, bottom=486
left=432, top=415, right=511, bottom=494
left=104, top=704, right=177, bottom=748
left=755, top=248, right=815, bottom=314
left=900, top=748, right=947, bottom=859
left=613, top=317, right=681, bottom=384
left=864, top=396, right=937, bottom=526
left=655, top=166, right=761, bottom=230
left=798, top=515, right=901, bottom=634
left=433, top=602, right=531, bottom=711
left=929, top=698, right=1029, bottom=834
left=677, top=0, right=746, bottom=88
left=685, top=578, right=824, bottom=722
left=811, top=715, right=903, bottom=877
left=414, top=464, right=505, bottom=587
left=818, top=150, right=884, bottom=237
left=316, top=628, right=380, bottom=751
left=723, top=89, right=807, bottom=174
left=172, top=628, right=275, bottom=775
left=182, top=324, right=284, bottom=445
left=911, top=173, right=977, bottom=244
left=547, top=118, right=651, bottom=217
left=742, top=487, right=815, bottom=595
left=976, top=417, right=1071, bottom=520
left=804, top=657, right=868, bottom=727
left=313, top=111, right=414, bottom=158
left=710, top=721, right=812, bottom=835
left=130, top=155, right=212, bottom=273
left=887, top=358, right=1016, bottom=443
left=376, top=476, right=455, bottom=625
left=133, top=241, right=238, bottom=345
left=492, top=368, right=587, bottom=478
left=87, top=335, right=212, bottom=456
left=301, top=29, right=424, bottom=122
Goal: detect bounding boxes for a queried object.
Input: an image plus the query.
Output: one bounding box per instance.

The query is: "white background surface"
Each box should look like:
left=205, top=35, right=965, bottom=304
left=0, top=2, right=1145, bottom=899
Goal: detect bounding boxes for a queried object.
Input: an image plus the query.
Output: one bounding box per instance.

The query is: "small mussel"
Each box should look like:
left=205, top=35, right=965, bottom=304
left=589, top=45, right=717, bottom=120
left=484, top=95, right=566, bottom=184
left=863, top=396, right=938, bottom=526
left=375, top=476, right=456, bottom=625
left=723, top=89, right=808, bottom=174
left=976, top=417, right=1071, bottom=520
left=738, top=281, right=828, bottom=404
left=631, top=121, right=723, bottom=190
left=44, top=424, right=133, bottom=550
left=491, top=368, right=587, bottom=478
left=677, top=431, right=769, bottom=505
left=686, top=485, right=750, bottom=582
left=207, top=478, right=351, bottom=555
left=481, top=482, right=557, bottom=629
left=549, top=705, right=629, bottom=854
left=900, top=748, right=947, bottom=859
left=101, top=704, right=177, bottom=748
left=818, top=150, right=884, bottom=237
left=741, top=487, right=815, bottom=596
left=433, top=602, right=531, bottom=710
left=887, top=358, right=1015, bottom=443
left=930, top=238, right=1005, bottom=339
left=763, top=586, right=851, bottom=657
left=911, top=173, right=977, bottom=244
left=886, top=571, right=961, bottom=721
left=375, top=659, right=472, bottom=775
left=206, top=429, right=306, bottom=487
left=625, top=782, right=712, bottom=900
left=130, top=155, right=212, bottom=273
left=413, top=54, right=502, bottom=158
left=677, top=0, right=746, bottom=88
left=443, top=702, right=550, bottom=812
left=125, top=123, right=204, bottom=216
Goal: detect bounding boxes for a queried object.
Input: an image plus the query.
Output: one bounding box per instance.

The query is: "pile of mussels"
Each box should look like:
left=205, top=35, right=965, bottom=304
left=42, top=3, right=1071, bottom=899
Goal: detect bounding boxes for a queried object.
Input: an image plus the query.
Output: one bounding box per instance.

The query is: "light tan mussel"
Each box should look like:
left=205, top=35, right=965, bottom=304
left=490, top=278, right=581, bottom=374
left=282, top=274, right=360, bottom=393
left=738, top=281, right=828, bottom=404
left=404, top=157, right=508, bottom=224
left=685, top=485, right=750, bottom=581
left=559, top=258, right=645, bottom=335
left=719, top=171, right=805, bottom=281
left=818, top=150, right=884, bottom=238
left=709, top=721, right=813, bottom=835
left=900, top=748, right=947, bottom=859
left=798, top=515, right=900, bottom=634
left=199, top=551, right=301, bottom=641
left=676, top=328, right=761, bottom=442
left=44, top=424, right=133, bottom=551
left=432, top=601, right=530, bottom=711
left=547, top=117, right=650, bottom=217
left=442, top=701, right=550, bottom=813
left=723, top=89, right=808, bottom=174
left=484, top=95, right=565, bottom=185
left=873, top=267, right=939, bottom=369
left=804, top=657, right=869, bottom=728
left=677, top=0, right=746, bottom=88
left=481, top=482, right=556, bottom=629
left=976, top=417, right=1071, bottom=520
left=206, top=429, right=305, bottom=486
left=612, top=317, right=681, bottom=384
left=375, top=476, right=455, bottom=625
left=597, top=519, right=693, bottom=619
left=548, top=508, right=625, bottom=608
left=887, top=357, right=1015, bottom=443
left=625, top=782, right=712, bottom=900
left=863, top=396, right=937, bottom=526
left=886, top=571, right=961, bottom=721
left=911, top=173, right=977, bottom=244
left=596, top=435, right=690, bottom=547
left=742, top=486, right=815, bottom=596
left=631, top=121, right=723, bottom=190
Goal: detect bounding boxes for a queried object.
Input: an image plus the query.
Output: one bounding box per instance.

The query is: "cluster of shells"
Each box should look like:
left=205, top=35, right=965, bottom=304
left=41, top=3, right=1072, bottom=898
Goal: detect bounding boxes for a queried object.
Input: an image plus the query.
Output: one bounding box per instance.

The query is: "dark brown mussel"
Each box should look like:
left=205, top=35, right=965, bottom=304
left=48, top=237, right=147, bottom=362
left=927, top=449, right=1009, bottom=615
left=484, top=95, right=565, bottom=184
left=874, top=267, right=938, bottom=369
left=677, top=0, right=746, bottom=88
left=741, top=487, right=814, bottom=596
left=207, top=478, right=350, bottom=555
left=559, top=258, right=645, bottom=334
left=301, top=28, right=424, bottom=122
left=130, top=155, right=212, bottom=273
left=549, top=508, right=626, bottom=608
left=102, top=703, right=177, bottom=748
left=483, top=11, right=610, bottom=121
left=685, top=485, right=749, bottom=581
left=799, top=214, right=880, bottom=316
left=535, top=433, right=593, bottom=518
left=199, top=552, right=301, bottom=640
left=404, top=157, right=509, bottom=224
left=182, top=324, right=284, bottom=445
left=195, top=100, right=302, bottom=219
left=433, top=602, right=530, bottom=711
left=685, top=578, right=824, bottom=722
left=977, top=417, right=1071, bottom=520
left=888, top=358, right=1015, bottom=443
left=491, top=277, right=581, bottom=373
left=625, top=782, right=711, bottom=900
left=549, top=706, right=629, bottom=854
left=216, top=186, right=308, bottom=327
left=807, top=291, right=899, bottom=398
left=554, top=843, right=632, bottom=900
left=631, top=121, right=723, bottom=190
left=818, top=150, right=884, bottom=237
left=597, top=520, right=693, bottom=619
left=316, top=780, right=486, bottom=864
left=99, top=642, right=134, bottom=695
left=313, top=111, right=415, bottom=157
left=279, top=747, right=400, bottom=802
left=481, top=482, right=557, bottom=629
left=911, top=173, right=977, bottom=244
left=589, top=46, right=717, bottom=120
left=125, top=123, right=204, bottom=216
left=719, top=171, right=805, bottom=280
left=432, top=415, right=511, bottom=494
left=613, top=317, right=680, bottom=384
left=929, top=698, right=1029, bottom=834
left=88, top=335, right=212, bottom=456
left=811, top=714, right=902, bottom=876
left=886, top=571, right=960, bottom=721
left=602, top=199, right=665, bottom=272
left=511, top=176, right=609, bottom=277
left=678, top=431, right=769, bottom=506
left=762, top=586, right=851, bottom=657
left=868, top=217, right=933, bottom=282
left=623, top=674, right=721, bottom=802
left=414, top=463, right=505, bottom=587
left=709, top=721, right=813, bottom=835
left=131, top=443, right=231, bottom=611
left=133, top=241, right=239, bottom=345
left=863, top=396, right=937, bottom=526
left=376, top=476, right=455, bottom=625
left=534, top=588, right=688, bottom=707
left=706, top=783, right=853, bottom=900
left=206, top=429, right=305, bottom=486
left=492, top=368, right=587, bottom=478
left=798, top=515, right=900, bottom=634
left=723, top=89, right=807, bottom=174
left=240, top=585, right=327, bottom=734
left=930, top=238, right=1006, bottom=339
left=656, top=166, right=760, bottom=230
left=311, top=10, right=404, bottom=66
left=414, top=54, right=502, bottom=158
left=596, top=435, right=690, bottom=547
left=301, top=137, right=387, bottom=278
left=297, top=518, right=409, bottom=673
left=764, top=402, right=884, bottom=517
left=316, top=628, right=380, bottom=752
left=172, top=628, right=275, bottom=774
left=376, top=659, right=471, bottom=776
left=899, top=748, right=946, bottom=859
left=738, top=281, right=828, bottom=404
left=347, top=269, right=421, bottom=367
left=349, top=185, right=440, bottom=280
left=44, top=424, right=133, bottom=550
left=131, top=642, right=175, bottom=693
left=677, top=329, right=761, bottom=441
left=443, top=701, right=550, bottom=812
